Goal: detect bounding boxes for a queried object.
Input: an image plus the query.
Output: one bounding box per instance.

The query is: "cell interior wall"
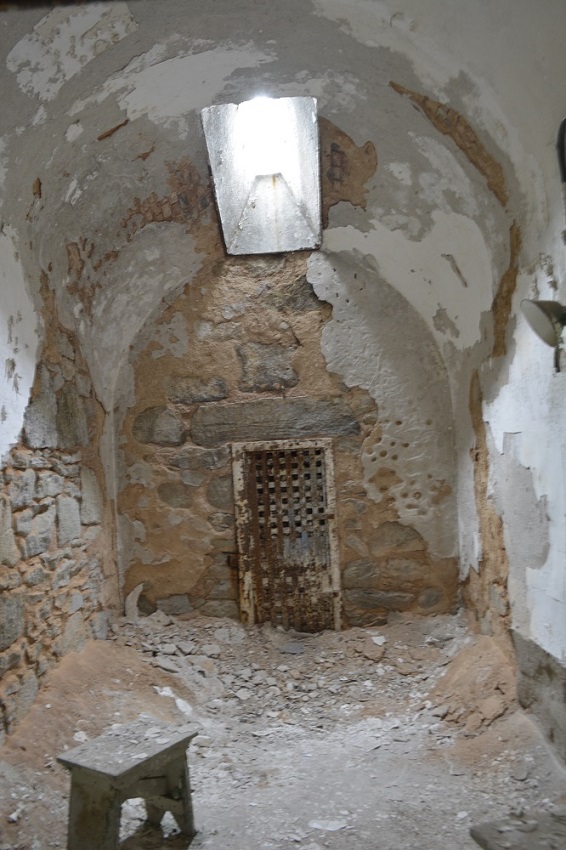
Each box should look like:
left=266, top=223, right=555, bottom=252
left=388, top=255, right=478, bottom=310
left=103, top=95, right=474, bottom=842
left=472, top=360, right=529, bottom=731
left=0, top=308, right=117, bottom=739
left=118, top=252, right=459, bottom=627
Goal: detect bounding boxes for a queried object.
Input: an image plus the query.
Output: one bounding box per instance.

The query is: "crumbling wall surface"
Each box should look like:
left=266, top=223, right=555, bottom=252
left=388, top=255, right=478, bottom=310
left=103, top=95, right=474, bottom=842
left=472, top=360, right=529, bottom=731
left=0, top=232, right=40, bottom=459
left=117, top=250, right=458, bottom=626
left=0, top=298, right=116, bottom=744
left=0, top=0, right=564, bottom=750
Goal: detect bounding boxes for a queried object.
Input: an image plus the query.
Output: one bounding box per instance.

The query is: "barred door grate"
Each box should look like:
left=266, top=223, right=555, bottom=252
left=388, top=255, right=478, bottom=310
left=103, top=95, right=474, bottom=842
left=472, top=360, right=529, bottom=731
left=232, top=439, right=340, bottom=632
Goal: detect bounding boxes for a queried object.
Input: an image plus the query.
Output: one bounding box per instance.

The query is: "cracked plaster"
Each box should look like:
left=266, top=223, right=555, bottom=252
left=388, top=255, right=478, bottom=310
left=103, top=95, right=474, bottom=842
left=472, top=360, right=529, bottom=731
left=0, top=0, right=565, bottom=694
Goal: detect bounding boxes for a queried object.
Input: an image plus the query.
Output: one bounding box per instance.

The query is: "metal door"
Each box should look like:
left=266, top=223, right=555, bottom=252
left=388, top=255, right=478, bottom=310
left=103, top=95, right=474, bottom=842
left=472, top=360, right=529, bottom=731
left=232, top=439, right=340, bottom=632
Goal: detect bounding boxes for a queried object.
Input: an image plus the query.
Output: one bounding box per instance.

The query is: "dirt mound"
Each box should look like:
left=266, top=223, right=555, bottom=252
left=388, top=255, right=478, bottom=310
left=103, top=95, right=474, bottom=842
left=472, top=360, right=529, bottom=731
left=431, top=634, right=517, bottom=734
left=2, top=641, right=193, bottom=776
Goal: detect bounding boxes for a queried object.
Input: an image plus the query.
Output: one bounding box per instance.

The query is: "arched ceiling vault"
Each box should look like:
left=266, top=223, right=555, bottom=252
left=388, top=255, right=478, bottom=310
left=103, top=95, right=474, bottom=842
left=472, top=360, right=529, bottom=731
left=0, top=0, right=564, bottom=446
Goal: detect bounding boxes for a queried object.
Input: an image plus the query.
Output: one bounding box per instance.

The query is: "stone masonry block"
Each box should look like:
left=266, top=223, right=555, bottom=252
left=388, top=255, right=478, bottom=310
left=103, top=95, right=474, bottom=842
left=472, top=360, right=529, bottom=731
left=36, top=471, right=65, bottom=499
left=0, top=495, right=20, bottom=567
left=191, top=397, right=360, bottom=447
left=206, top=476, right=234, bottom=512
left=167, top=376, right=227, bottom=404
left=57, top=495, right=81, bottom=546
left=57, top=383, right=89, bottom=448
left=80, top=467, right=103, bottom=525
left=25, top=505, right=56, bottom=557
left=23, top=365, right=58, bottom=449
left=237, top=342, right=298, bottom=392
left=9, top=467, right=36, bottom=509
left=54, top=611, right=86, bottom=656
left=0, top=594, right=24, bottom=651
left=133, top=406, right=185, bottom=446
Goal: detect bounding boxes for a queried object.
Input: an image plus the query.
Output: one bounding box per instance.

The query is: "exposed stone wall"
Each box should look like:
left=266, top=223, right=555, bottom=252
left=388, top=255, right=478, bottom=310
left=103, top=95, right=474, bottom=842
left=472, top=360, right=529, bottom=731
left=118, top=253, right=459, bottom=627
left=0, top=298, right=117, bottom=742
left=0, top=446, right=111, bottom=740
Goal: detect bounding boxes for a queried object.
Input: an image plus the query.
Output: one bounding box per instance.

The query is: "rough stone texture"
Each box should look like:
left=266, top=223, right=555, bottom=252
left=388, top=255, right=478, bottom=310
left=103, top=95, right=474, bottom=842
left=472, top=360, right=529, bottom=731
left=36, top=471, right=65, bottom=499
left=369, top=522, right=426, bottom=556
left=345, top=589, right=416, bottom=610
left=9, top=468, right=36, bottom=509
left=23, top=366, right=58, bottom=449
left=0, top=594, right=24, bottom=651
left=170, top=446, right=230, bottom=472
left=25, top=505, right=56, bottom=557
left=191, top=397, right=360, bottom=447
left=120, top=255, right=458, bottom=624
left=167, top=376, right=227, bottom=404
left=513, top=630, right=566, bottom=764
left=418, top=587, right=445, bottom=609
left=0, top=439, right=112, bottom=739
left=262, top=274, right=324, bottom=313
left=80, top=467, right=103, bottom=525
left=209, top=512, right=234, bottom=531
left=56, top=383, right=89, bottom=448
left=156, top=594, right=192, bottom=615
left=132, top=406, right=185, bottom=446
left=157, top=481, right=194, bottom=509
left=199, top=600, right=239, bottom=619
left=54, top=611, right=86, bottom=657
left=206, top=476, right=234, bottom=512
left=57, top=495, right=81, bottom=545
left=0, top=495, right=20, bottom=567
left=342, top=559, right=380, bottom=590
left=464, top=372, right=512, bottom=649
left=237, top=342, right=298, bottom=392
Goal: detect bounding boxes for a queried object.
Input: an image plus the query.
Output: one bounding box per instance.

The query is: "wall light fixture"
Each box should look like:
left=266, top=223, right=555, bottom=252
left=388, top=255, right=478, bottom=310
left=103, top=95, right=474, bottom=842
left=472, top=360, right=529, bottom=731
left=201, top=96, right=321, bottom=255
left=521, top=299, right=566, bottom=371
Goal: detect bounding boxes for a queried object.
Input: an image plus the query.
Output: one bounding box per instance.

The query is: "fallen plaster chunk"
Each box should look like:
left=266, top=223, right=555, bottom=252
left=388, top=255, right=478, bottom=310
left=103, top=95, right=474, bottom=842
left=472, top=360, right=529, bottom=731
left=124, top=582, right=144, bottom=622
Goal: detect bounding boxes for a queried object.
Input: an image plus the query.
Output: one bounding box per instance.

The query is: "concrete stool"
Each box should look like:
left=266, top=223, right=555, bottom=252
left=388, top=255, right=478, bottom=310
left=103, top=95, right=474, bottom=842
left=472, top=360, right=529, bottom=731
left=470, top=810, right=566, bottom=850
left=57, top=720, right=197, bottom=850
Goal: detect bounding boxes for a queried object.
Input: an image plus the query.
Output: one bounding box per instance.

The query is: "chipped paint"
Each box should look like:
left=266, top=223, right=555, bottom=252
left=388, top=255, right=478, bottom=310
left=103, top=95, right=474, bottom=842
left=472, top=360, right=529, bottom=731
left=6, top=3, right=137, bottom=102
left=65, top=122, right=84, bottom=143
left=0, top=231, right=40, bottom=458
left=464, top=370, right=511, bottom=647
left=390, top=82, right=508, bottom=206
left=491, top=222, right=521, bottom=358
left=307, top=251, right=457, bottom=559
left=322, top=210, right=494, bottom=353
left=69, top=44, right=276, bottom=136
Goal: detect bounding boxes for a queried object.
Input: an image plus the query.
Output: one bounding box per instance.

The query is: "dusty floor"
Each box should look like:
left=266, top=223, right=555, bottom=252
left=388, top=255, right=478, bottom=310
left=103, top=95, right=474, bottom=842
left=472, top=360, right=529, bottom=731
left=0, top=610, right=565, bottom=850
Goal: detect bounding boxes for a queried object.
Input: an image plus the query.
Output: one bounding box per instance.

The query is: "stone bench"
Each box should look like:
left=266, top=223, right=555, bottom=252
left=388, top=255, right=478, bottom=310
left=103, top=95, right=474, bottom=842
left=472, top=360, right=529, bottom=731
left=470, top=810, right=566, bottom=850
left=57, top=720, right=197, bottom=850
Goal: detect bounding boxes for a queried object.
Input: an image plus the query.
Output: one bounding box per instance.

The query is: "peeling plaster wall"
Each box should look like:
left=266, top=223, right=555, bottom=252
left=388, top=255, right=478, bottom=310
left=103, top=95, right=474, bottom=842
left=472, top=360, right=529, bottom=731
left=0, top=0, right=564, bottom=750
left=116, top=252, right=458, bottom=625
left=307, top=251, right=457, bottom=560
left=0, top=231, right=39, bottom=458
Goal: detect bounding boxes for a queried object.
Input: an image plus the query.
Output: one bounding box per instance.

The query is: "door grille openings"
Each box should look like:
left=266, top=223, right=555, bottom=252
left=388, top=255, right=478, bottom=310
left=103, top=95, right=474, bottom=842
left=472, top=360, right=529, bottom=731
left=232, top=439, right=341, bottom=632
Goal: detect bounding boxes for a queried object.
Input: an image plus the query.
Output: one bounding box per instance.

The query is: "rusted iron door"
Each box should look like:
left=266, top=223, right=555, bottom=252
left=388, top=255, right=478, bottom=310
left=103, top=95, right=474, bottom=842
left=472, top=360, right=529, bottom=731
left=232, top=439, right=340, bottom=632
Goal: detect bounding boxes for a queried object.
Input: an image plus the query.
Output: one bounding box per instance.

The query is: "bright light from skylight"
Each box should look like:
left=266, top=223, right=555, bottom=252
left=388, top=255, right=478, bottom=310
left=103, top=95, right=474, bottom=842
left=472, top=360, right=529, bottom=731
left=233, top=96, right=301, bottom=181
left=201, top=95, right=321, bottom=255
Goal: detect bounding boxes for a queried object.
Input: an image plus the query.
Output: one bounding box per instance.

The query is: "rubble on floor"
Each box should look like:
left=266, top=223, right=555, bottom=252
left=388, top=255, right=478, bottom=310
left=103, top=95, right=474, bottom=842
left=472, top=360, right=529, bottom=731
left=0, top=611, right=564, bottom=850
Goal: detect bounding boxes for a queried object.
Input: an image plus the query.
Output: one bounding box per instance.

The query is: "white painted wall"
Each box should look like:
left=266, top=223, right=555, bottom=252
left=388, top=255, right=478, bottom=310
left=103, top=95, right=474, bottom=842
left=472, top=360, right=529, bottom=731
left=0, top=231, right=40, bottom=460
left=484, top=285, right=566, bottom=663
left=315, top=0, right=566, bottom=664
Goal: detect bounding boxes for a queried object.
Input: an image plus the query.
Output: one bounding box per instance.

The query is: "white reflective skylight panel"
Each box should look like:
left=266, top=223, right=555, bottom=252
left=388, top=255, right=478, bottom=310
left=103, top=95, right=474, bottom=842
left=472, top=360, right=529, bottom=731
left=202, top=96, right=321, bottom=255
